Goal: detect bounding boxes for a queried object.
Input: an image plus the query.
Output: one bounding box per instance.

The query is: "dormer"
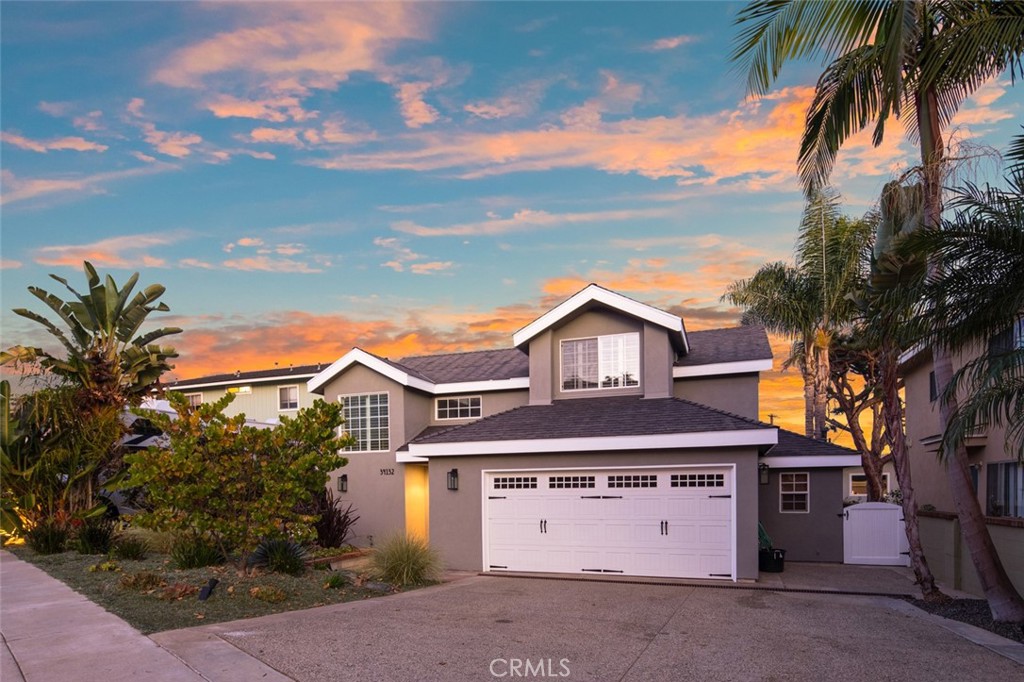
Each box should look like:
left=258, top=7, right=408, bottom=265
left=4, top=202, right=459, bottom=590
left=512, top=284, right=687, bottom=405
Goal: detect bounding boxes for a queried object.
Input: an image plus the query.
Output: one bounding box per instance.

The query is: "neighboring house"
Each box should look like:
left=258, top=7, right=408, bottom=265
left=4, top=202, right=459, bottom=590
left=168, top=364, right=324, bottom=422
left=297, top=284, right=861, bottom=581
left=899, top=320, right=1024, bottom=595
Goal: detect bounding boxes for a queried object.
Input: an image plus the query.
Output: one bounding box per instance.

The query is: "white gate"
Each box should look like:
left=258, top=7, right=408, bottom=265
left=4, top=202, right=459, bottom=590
left=843, top=502, right=910, bottom=566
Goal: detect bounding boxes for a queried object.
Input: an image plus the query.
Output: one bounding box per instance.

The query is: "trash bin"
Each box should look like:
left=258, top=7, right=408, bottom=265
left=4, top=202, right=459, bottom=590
left=759, top=548, right=786, bottom=572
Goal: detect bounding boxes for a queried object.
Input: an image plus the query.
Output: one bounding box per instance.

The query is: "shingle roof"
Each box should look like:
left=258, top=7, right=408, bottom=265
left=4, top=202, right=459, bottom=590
left=172, top=363, right=324, bottom=388
left=397, top=348, right=529, bottom=383
left=411, top=396, right=768, bottom=444
left=769, top=429, right=861, bottom=457
left=675, top=325, right=772, bottom=367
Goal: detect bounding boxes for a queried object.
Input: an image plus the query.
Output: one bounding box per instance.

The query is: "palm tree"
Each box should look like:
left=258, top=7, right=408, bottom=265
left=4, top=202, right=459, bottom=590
left=733, top=0, right=1024, bottom=623
left=725, top=190, right=871, bottom=442
left=1, top=261, right=181, bottom=411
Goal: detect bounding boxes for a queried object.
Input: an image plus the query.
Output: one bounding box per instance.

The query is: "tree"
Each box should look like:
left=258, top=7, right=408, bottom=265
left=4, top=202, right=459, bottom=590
left=725, top=189, right=872, bottom=442
left=733, top=0, right=1024, bottom=623
left=125, top=393, right=351, bottom=573
left=1, top=261, right=181, bottom=412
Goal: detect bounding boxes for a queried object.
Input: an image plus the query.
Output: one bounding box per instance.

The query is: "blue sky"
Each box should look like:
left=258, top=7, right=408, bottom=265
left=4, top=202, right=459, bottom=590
left=2, top=2, right=1021, bottom=431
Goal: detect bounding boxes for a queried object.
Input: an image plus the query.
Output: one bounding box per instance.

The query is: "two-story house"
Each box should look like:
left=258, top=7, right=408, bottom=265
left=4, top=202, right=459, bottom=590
left=169, top=364, right=324, bottom=420
left=292, top=285, right=860, bottom=581
left=899, top=320, right=1024, bottom=595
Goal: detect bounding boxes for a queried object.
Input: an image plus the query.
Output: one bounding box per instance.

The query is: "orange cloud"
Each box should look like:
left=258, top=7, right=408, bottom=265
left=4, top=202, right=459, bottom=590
left=394, top=82, right=440, bottom=128
left=464, top=79, right=553, bottom=120
left=32, top=233, right=180, bottom=269
left=205, top=94, right=317, bottom=123
left=1, top=259, right=23, bottom=270
left=393, top=206, right=672, bottom=237
left=646, top=35, right=697, bottom=51
left=1, top=165, right=176, bottom=206
left=1, top=131, right=108, bottom=153
left=221, top=256, right=324, bottom=273
left=410, top=261, right=453, bottom=275
left=140, top=122, right=203, bottom=158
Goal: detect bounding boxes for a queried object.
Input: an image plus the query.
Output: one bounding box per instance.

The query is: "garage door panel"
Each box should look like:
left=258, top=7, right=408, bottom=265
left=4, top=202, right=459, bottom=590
left=485, top=467, right=734, bottom=580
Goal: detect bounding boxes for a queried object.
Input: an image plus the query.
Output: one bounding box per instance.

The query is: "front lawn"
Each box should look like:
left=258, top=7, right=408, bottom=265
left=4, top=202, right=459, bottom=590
left=7, top=545, right=405, bottom=634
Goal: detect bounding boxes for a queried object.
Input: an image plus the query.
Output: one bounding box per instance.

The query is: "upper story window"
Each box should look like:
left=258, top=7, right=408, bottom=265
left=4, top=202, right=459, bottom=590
left=340, top=392, right=389, bottom=452
left=987, top=461, right=1023, bottom=518
left=279, top=385, right=299, bottom=411
left=928, top=371, right=938, bottom=403
left=185, top=393, right=203, bottom=409
left=437, top=396, right=481, bottom=420
left=561, top=332, right=640, bottom=392
left=989, top=318, right=1024, bottom=355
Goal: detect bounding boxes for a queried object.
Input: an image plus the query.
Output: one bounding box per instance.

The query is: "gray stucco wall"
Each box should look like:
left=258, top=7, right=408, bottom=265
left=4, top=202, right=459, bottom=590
left=427, top=447, right=761, bottom=580
left=673, top=374, right=759, bottom=421
left=548, top=310, right=645, bottom=401
left=428, top=389, right=529, bottom=427
left=758, top=468, right=844, bottom=562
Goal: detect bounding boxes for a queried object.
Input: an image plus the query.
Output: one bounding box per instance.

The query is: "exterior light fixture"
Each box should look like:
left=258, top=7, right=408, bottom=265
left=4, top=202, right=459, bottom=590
left=447, top=469, right=459, bottom=491
left=338, top=474, right=348, bottom=493
left=758, top=463, right=770, bottom=486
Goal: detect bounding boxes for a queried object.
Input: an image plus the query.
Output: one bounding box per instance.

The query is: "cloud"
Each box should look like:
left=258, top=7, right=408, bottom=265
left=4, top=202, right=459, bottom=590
left=179, top=257, right=216, bottom=270
left=560, top=71, right=644, bottom=129
left=464, top=80, right=554, bottom=120
left=244, top=126, right=305, bottom=147
left=1, top=165, right=176, bottom=206
left=374, top=235, right=422, bottom=272
left=237, top=237, right=265, bottom=247
left=38, top=101, right=72, bottom=117
left=221, top=256, right=324, bottom=273
left=515, top=16, right=558, bottom=33
left=0, top=259, right=23, bottom=270
left=392, top=206, right=671, bottom=237
left=393, top=82, right=440, bottom=128
left=205, top=94, right=317, bottom=123
left=131, top=151, right=157, bottom=163
left=140, top=122, right=203, bottom=158
left=646, top=35, right=697, bottom=51
left=73, top=111, right=105, bottom=132
left=127, top=97, right=146, bottom=117
left=1, top=131, right=108, bottom=153
left=410, top=261, right=453, bottom=275
left=32, top=232, right=181, bottom=268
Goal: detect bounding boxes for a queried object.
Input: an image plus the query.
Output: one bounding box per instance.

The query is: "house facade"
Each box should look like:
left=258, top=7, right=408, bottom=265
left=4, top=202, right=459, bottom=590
left=168, top=364, right=323, bottom=421
left=900, top=324, right=1024, bottom=595
left=289, top=285, right=860, bottom=581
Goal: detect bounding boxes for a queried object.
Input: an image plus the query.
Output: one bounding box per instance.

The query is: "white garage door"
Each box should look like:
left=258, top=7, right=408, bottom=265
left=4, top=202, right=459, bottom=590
left=484, top=467, right=734, bottom=580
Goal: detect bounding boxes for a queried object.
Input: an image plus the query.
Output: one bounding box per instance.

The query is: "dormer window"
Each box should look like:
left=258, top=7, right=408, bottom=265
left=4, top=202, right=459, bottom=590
left=561, top=332, right=640, bottom=391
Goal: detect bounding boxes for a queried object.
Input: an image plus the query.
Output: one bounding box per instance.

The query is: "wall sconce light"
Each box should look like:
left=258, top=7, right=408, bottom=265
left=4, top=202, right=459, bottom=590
left=338, top=474, right=348, bottom=493
left=758, top=463, right=770, bottom=486
left=447, top=468, right=459, bottom=491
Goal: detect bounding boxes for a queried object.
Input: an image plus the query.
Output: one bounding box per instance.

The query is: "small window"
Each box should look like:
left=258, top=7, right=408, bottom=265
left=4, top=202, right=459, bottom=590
left=436, top=396, right=481, bottom=420
left=494, top=476, right=537, bottom=489
left=608, top=474, right=657, bottom=488
left=672, top=473, right=724, bottom=488
left=780, top=472, right=809, bottom=513
left=185, top=393, right=203, bottom=408
left=987, top=462, right=1023, bottom=518
left=549, top=475, right=595, bottom=489
left=227, top=385, right=252, bottom=395
left=928, top=371, right=937, bottom=402
left=849, top=473, right=890, bottom=497
left=279, top=385, right=299, bottom=411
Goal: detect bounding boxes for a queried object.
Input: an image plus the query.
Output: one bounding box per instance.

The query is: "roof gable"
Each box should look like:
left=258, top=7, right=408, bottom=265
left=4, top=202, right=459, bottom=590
left=512, top=284, right=687, bottom=351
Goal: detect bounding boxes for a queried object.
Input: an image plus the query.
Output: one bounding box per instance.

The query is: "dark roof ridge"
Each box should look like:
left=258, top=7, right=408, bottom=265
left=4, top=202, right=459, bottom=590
left=774, top=427, right=861, bottom=455
left=398, top=346, right=522, bottom=362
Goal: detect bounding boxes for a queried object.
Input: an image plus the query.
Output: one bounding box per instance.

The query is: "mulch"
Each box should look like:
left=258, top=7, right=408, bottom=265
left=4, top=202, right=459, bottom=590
left=907, top=597, right=1024, bottom=644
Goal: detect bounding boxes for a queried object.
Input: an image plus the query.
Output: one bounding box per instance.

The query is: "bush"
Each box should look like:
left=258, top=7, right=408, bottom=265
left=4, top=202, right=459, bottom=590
left=323, top=571, right=349, bottom=589
left=249, top=585, right=287, bottom=603
left=248, top=538, right=308, bottom=576
left=111, top=535, right=150, bottom=560
left=307, top=490, right=360, bottom=548
left=74, top=517, right=115, bottom=555
left=25, top=520, right=69, bottom=554
left=170, top=534, right=224, bottom=569
left=371, top=534, right=440, bottom=586
left=119, top=527, right=175, bottom=554
left=119, top=571, right=165, bottom=591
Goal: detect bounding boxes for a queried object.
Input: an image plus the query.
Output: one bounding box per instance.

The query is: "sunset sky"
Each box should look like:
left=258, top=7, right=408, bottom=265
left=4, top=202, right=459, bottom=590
left=2, top=2, right=1021, bottom=436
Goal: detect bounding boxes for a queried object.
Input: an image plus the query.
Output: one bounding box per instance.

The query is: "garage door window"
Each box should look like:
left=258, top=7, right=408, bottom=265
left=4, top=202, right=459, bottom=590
left=780, top=472, right=809, bottom=513
left=549, top=475, right=595, bottom=489
left=608, top=474, right=657, bottom=488
left=672, top=473, right=724, bottom=488
left=494, top=476, right=537, bottom=489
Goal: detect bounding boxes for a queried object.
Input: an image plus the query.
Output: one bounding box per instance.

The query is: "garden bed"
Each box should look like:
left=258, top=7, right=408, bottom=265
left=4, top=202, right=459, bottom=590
left=906, top=597, right=1024, bottom=644
left=7, top=545, right=406, bottom=635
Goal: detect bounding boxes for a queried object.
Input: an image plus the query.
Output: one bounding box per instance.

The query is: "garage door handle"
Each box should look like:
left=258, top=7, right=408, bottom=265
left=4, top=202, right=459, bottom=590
left=661, top=521, right=668, bottom=535
left=580, top=495, right=624, bottom=499
left=708, top=494, right=732, bottom=499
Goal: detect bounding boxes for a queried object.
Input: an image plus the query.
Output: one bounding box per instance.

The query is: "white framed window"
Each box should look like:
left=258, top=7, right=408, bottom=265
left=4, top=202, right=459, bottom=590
left=185, top=393, right=203, bottom=408
left=436, top=396, right=481, bottom=420
left=561, top=332, right=640, bottom=391
left=279, top=385, right=299, bottom=411
left=848, top=473, right=890, bottom=497
left=340, top=392, right=389, bottom=452
left=780, top=472, right=810, bottom=513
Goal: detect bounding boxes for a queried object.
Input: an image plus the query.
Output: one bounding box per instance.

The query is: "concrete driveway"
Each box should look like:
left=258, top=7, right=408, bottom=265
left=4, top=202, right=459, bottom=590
left=155, top=575, right=1023, bottom=681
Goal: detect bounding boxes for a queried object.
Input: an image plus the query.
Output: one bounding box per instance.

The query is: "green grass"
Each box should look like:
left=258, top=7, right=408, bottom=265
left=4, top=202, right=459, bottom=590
left=8, top=545, right=408, bottom=634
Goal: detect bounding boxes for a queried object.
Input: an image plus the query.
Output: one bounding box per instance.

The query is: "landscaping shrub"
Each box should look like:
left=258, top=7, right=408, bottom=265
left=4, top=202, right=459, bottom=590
left=111, top=535, right=150, bottom=560
left=159, top=583, right=198, bottom=601
left=371, top=534, right=441, bottom=586
left=323, top=571, right=349, bottom=590
left=25, top=520, right=69, bottom=554
left=170, top=534, right=224, bottom=569
left=248, top=538, right=308, bottom=576
left=249, top=585, right=287, bottom=603
left=120, top=527, right=175, bottom=554
left=119, top=571, right=165, bottom=591
left=307, top=490, right=360, bottom=548
left=88, top=560, right=121, bottom=573
left=74, top=517, right=115, bottom=555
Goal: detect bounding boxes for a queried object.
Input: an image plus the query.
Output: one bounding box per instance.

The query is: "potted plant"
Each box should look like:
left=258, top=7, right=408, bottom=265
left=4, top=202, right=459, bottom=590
left=758, top=522, right=786, bottom=573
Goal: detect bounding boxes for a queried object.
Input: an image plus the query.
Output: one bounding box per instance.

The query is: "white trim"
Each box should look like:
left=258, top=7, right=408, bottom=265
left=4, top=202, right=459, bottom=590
left=673, top=359, right=773, bottom=378
left=309, top=348, right=434, bottom=394
left=512, top=284, right=685, bottom=349
left=173, top=374, right=317, bottom=391
left=779, top=471, right=810, bottom=514
left=278, top=385, right=300, bottom=411
left=434, top=377, right=529, bottom=394
left=898, top=342, right=927, bottom=367
left=404, top=428, right=776, bottom=459
left=846, top=471, right=891, bottom=497
left=759, top=455, right=861, bottom=468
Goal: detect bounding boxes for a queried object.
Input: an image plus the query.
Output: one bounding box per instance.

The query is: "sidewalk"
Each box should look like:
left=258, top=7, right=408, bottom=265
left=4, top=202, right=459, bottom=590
left=0, top=550, right=210, bottom=682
